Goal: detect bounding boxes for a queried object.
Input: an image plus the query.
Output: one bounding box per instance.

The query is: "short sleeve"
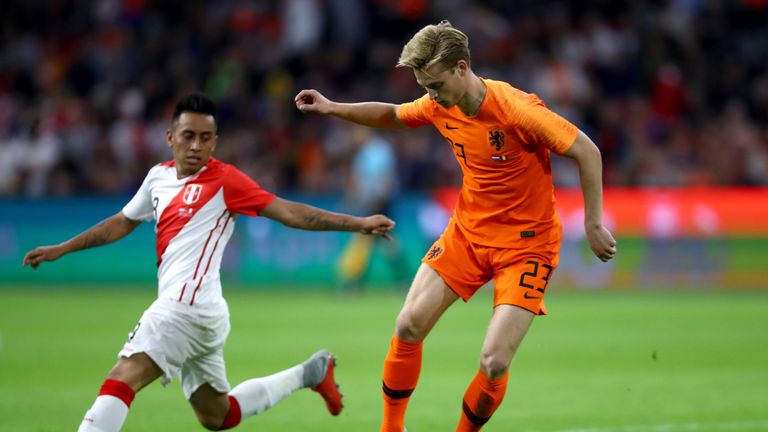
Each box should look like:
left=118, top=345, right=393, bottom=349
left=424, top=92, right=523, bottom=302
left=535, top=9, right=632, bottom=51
left=122, top=170, right=154, bottom=222
left=222, top=166, right=276, bottom=216
left=512, top=94, right=578, bottom=155
left=396, top=94, right=435, bottom=128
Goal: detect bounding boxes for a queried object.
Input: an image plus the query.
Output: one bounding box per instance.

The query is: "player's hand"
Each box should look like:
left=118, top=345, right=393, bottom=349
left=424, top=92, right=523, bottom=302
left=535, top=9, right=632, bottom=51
left=295, top=89, right=332, bottom=114
left=585, top=225, right=617, bottom=262
left=22, top=245, right=65, bottom=269
left=359, top=215, right=395, bottom=241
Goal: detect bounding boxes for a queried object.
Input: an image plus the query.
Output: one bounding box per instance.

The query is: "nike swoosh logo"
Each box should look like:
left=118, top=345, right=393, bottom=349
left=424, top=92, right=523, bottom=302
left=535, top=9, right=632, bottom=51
left=523, top=292, right=542, bottom=299
left=445, top=123, right=459, bottom=130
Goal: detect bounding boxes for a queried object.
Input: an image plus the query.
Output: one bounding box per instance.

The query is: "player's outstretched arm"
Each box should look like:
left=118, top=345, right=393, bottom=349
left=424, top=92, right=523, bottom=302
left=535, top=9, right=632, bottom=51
left=562, top=130, right=617, bottom=262
left=295, top=89, right=408, bottom=130
left=260, top=197, right=396, bottom=240
left=22, top=212, right=141, bottom=269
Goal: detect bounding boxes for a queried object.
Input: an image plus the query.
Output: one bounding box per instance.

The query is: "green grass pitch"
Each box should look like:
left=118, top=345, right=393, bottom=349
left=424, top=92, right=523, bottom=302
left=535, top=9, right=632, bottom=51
left=1, top=287, right=767, bottom=432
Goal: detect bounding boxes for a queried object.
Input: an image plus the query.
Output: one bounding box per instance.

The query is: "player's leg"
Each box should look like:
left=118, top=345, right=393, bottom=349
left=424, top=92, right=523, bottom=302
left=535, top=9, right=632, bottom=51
left=395, top=263, right=461, bottom=342
left=456, top=305, right=534, bottom=431
left=383, top=221, right=489, bottom=432
left=382, top=263, right=461, bottom=432
left=79, top=298, right=200, bottom=431
left=78, top=353, right=163, bottom=432
left=457, top=244, right=559, bottom=431
left=188, top=385, right=231, bottom=430
left=187, top=350, right=341, bottom=430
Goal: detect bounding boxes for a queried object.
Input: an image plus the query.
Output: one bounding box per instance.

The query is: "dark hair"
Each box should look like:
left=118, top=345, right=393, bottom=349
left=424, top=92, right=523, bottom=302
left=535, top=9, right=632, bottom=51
left=172, top=92, right=217, bottom=125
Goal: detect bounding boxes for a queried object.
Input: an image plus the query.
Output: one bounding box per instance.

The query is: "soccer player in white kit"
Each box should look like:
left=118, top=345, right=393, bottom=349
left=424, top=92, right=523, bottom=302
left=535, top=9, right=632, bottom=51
left=22, top=93, right=396, bottom=431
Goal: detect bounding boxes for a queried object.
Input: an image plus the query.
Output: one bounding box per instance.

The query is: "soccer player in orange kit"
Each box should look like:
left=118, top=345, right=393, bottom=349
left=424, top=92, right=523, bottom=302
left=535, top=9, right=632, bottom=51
left=295, top=21, right=617, bottom=432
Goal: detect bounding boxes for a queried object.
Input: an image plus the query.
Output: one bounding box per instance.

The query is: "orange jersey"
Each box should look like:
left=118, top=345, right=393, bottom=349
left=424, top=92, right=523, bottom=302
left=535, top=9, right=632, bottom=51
left=397, top=78, right=577, bottom=248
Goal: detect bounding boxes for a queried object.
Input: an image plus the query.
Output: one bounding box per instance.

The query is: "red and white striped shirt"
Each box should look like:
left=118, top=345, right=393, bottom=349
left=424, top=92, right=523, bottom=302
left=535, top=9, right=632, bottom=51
left=122, top=158, right=275, bottom=306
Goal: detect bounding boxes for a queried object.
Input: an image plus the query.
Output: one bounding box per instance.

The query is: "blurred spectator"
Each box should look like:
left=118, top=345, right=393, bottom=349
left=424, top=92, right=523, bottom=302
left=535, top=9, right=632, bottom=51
left=335, top=125, right=408, bottom=290
left=1, top=1, right=767, bottom=198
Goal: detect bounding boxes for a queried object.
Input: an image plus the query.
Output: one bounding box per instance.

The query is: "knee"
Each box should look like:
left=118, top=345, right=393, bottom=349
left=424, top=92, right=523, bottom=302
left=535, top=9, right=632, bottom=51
left=479, top=350, right=511, bottom=379
left=197, top=414, right=226, bottom=431
left=190, top=385, right=232, bottom=430
left=394, top=311, right=426, bottom=342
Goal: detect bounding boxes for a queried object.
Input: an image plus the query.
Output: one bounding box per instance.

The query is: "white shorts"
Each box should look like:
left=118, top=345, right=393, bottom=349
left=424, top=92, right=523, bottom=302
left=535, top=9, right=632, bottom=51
left=119, top=297, right=231, bottom=399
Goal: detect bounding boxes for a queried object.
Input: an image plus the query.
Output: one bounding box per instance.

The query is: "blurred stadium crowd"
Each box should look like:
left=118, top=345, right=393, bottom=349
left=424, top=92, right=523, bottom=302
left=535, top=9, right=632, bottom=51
left=1, top=0, right=767, bottom=198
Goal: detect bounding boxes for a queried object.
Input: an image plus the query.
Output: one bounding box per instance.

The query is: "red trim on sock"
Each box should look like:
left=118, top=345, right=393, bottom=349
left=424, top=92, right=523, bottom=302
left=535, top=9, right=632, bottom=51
left=98, top=379, right=136, bottom=408
left=218, top=396, right=242, bottom=430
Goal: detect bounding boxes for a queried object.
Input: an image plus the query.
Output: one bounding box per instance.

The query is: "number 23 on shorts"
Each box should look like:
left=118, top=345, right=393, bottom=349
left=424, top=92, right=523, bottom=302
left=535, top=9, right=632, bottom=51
left=518, top=260, right=553, bottom=299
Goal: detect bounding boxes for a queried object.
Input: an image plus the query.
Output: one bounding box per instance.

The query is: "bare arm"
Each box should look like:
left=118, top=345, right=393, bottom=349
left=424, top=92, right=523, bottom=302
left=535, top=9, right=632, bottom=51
left=295, top=89, right=408, bottom=130
left=562, top=130, right=617, bottom=262
left=22, top=212, right=141, bottom=269
left=259, top=197, right=396, bottom=239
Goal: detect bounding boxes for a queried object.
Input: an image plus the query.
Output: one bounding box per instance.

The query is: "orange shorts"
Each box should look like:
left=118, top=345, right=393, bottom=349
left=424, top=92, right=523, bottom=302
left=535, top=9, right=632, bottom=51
left=422, top=220, right=560, bottom=315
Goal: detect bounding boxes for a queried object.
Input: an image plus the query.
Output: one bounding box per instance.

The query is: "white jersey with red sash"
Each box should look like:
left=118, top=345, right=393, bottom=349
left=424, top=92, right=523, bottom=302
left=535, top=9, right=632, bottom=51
left=122, top=158, right=275, bottom=306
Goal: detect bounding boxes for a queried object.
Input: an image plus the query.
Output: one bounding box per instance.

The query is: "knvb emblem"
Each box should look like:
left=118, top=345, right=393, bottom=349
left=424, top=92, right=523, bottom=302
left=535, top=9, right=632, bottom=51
left=426, top=245, right=443, bottom=260
left=489, top=130, right=505, bottom=151
left=182, top=184, right=202, bottom=205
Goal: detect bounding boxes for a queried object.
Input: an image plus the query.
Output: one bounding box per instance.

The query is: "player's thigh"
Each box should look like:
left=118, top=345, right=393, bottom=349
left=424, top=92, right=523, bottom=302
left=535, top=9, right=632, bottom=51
left=396, top=263, right=460, bottom=341
left=119, top=300, right=196, bottom=387
left=492, top=241, right=559, bottom=315
left=107, top=352, right=164, bottom=392
left=479, top=304, right=535, bottom=377
left=422, top=221, right=491, bottom=302
left=112, top=301, right=186, bottom=391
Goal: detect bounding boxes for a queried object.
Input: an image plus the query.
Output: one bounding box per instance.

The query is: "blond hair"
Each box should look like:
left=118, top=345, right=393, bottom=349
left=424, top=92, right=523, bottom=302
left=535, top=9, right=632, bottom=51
left=397, top=20, right=470, bottom=73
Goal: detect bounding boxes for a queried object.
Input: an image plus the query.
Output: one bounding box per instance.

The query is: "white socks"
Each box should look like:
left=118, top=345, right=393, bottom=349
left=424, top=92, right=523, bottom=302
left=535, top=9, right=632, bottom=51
left=76, top=364, right=305, bottom=431
left=229, top=364, right=304, bottom=418
left=77, top=395, right=130, bottom=432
